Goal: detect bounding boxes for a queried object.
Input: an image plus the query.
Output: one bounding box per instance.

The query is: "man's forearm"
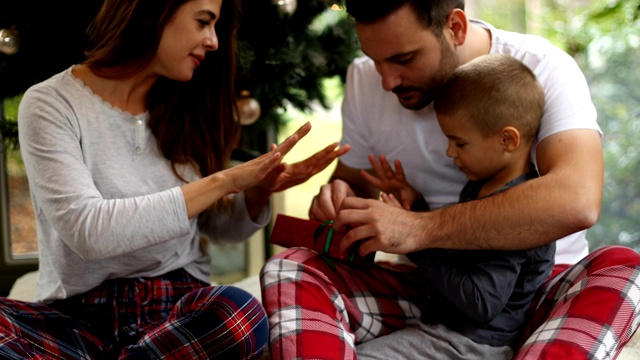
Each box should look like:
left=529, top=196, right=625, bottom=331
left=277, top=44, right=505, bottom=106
left=421, top=172, right=600, bottom=251
left=419, top=129, right=603, bottom=252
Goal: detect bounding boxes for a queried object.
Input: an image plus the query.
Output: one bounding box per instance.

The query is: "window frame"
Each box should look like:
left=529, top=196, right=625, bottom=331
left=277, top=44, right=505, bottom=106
left=0, top=144, right=38, bottom=296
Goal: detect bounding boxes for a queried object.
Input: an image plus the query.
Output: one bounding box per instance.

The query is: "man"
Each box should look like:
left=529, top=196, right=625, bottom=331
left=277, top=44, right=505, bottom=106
left=261, top=1, right=640, bottom=359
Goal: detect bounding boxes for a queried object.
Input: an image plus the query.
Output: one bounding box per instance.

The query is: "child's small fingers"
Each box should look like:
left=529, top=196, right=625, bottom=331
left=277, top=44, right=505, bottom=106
left=394, top=160, right=406, bottom=179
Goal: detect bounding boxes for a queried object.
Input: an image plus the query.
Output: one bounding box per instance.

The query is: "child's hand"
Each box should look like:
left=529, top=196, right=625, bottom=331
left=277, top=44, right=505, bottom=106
left=360, top=154, right=421, bottom=210
left=380, top=192, right=403, bottom=208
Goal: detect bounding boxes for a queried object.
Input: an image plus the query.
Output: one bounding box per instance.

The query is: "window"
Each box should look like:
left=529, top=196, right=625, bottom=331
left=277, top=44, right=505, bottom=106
left=1, top=94, right=37, bottom=261
left=3, top=141, right=37, bottom=260
left=470, top=0, right=640, bottom=251
left=0, top=96, right=38, bottom=296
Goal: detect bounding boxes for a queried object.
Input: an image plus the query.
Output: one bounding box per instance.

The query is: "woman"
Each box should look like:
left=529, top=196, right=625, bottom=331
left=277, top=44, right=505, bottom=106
left=0, top=0, right=348, bottom=358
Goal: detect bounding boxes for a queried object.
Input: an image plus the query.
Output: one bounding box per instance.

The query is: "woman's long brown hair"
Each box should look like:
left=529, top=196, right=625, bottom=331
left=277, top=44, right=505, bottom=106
left=84, top=0, right=242, bottom=180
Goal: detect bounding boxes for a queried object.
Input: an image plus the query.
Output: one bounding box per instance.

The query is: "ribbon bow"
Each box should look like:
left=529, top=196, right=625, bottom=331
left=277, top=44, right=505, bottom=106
left=313, top=220, right=358, bottom=271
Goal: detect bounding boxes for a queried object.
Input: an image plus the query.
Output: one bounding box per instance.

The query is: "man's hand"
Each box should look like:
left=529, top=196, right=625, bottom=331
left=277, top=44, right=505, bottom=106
left=309, top=179, right=357, bottom=221
left=333, top=197, right=427, bottom=256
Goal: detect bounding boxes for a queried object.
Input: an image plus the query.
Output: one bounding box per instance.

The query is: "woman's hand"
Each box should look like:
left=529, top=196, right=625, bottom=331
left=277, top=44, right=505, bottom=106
left=181, top=149, right=284, bottom=219
left=243, top=121, right=349, bottom=219
left=181, top=122, right=313, bottom=218
left=255, top=123, right=351, bottom=193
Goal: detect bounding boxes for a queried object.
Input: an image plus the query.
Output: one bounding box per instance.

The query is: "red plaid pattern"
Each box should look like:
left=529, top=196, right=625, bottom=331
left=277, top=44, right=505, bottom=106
left=261, top=246, right=640, bottom=360
left=127, top=286, right=268, bottom=359
left=261, top=247, right=427, bottom=360
left=515, top=245, right=640, bottom=359
left=0, top=270, right=268, bottom=359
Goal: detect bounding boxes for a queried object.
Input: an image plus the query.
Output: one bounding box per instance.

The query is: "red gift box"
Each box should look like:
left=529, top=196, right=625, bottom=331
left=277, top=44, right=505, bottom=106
left=269, top=214, right=374, bottom=267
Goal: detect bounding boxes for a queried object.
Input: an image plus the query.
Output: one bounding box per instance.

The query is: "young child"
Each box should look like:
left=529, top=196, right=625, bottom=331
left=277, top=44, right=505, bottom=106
left=362, top=53, right=555, bottom=358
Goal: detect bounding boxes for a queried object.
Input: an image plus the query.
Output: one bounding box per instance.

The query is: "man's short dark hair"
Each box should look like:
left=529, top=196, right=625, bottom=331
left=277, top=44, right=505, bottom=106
left=345, top=0, right=464, bottom=34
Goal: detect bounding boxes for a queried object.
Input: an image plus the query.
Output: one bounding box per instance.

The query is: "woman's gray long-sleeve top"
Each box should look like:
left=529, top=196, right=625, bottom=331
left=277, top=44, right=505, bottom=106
left=17, top=67, right=269, bottom=303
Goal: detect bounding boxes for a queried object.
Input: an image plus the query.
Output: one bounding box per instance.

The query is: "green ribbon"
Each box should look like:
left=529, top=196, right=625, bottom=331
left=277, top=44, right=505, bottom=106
left=313, top=220, right=334, bottom=253
left=313, top=220, right=358, bottom=271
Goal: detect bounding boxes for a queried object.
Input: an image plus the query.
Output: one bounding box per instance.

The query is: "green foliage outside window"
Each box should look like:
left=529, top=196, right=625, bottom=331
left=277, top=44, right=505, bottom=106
left=477, top=0, right=640, bottom=251
left=554, top=1, right=640, bottom=251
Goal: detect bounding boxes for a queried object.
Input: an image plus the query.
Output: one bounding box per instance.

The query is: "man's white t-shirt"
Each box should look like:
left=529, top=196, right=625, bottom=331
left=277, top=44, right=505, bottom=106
left=339, top=20, right=600, bottom=265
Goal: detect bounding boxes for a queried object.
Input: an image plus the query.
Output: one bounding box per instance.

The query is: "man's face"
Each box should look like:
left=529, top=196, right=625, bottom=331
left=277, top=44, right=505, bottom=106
left=355, top=5, right=459, bottom=110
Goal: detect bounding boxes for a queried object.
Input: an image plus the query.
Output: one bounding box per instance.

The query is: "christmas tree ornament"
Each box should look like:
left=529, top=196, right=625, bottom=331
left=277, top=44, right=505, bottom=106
left=0, top=27, right=20, bottom=55
left=272, top=0, right=297, bottom=18
left=236, top=90, right=261, bottom=125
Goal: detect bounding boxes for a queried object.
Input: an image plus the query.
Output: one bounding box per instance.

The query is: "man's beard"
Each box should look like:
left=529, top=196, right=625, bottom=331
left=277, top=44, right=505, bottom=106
left=393, top=38, right=459, bottom=110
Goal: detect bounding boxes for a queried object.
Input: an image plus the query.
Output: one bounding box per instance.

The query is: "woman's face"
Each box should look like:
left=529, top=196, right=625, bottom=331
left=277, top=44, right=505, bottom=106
left=153, top=0, right=223, bottom=81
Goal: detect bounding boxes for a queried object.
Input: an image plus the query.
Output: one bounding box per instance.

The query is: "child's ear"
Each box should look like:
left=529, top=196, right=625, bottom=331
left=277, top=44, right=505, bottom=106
left=500, top=126, right=520, bottom=152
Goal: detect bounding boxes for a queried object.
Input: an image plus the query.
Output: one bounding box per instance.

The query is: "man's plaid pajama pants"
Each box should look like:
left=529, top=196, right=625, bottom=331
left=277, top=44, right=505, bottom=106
left=261, top=245, right=640, bottom=360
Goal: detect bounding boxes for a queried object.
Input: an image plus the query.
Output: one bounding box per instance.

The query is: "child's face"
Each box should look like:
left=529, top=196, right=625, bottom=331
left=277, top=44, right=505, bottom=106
left=437, top=112, right=508, bottom=182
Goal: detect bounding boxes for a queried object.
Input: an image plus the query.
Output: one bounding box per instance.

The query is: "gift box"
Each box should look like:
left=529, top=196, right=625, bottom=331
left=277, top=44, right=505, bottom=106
left=269, top=214, right=374, bottom=267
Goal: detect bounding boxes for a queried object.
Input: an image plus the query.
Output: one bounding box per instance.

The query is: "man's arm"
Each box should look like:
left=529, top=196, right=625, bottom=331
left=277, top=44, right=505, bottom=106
left=335, top=129, right=603, bottom=256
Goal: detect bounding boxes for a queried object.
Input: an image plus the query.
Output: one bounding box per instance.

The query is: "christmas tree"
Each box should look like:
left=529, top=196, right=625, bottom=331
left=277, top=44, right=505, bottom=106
left=235, top=0, right=360, bottom=151
left=0, top=0, right=360, bottom=152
